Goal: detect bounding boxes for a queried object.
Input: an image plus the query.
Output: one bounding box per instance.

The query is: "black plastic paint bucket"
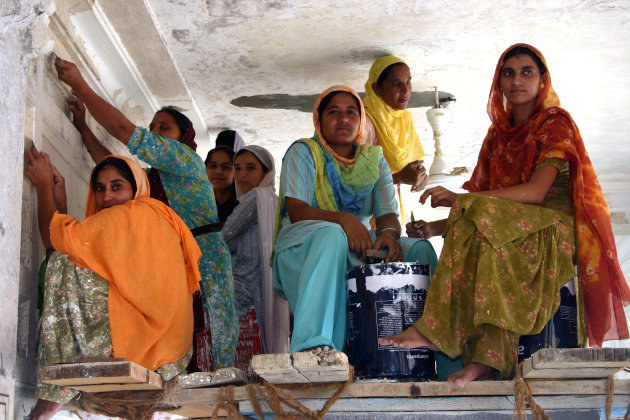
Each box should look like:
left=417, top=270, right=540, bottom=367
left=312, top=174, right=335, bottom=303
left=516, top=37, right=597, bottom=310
left=346, top=262, right=436, bottom=381
left=518, top=280, right=579, bottom=361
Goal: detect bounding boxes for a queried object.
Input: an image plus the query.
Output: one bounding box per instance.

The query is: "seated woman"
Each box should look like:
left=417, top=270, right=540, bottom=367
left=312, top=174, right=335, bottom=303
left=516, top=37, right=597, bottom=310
left=380, top=44, right=630, bottom=386
left=205, top=147, right=238, bottom=222
left=223, top=146, right=290, bottom=369
left=57, top=59, right=238, bottom=372
left=272, top=86, right=437, bottom=353
left=25, top=148, right=200, bottom=420
left=362, top=56, right=428, bottom=221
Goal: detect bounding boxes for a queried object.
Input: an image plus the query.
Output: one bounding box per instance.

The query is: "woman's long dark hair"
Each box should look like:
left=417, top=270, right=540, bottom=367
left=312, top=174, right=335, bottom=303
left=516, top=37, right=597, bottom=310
left=90, top=157, right=137, bottom=196
left=157, top=106, right=191, bottom=137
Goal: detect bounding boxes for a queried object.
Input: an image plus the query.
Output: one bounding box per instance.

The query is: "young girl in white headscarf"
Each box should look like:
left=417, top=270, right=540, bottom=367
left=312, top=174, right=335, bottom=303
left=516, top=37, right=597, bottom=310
left=222, top=145, right=290, bottom=368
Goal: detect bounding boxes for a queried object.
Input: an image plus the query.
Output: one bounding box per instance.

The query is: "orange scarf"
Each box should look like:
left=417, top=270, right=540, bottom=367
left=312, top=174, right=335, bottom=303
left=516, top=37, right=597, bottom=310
left=50, top=155, right=201, bottom=370
left=312, top=85, right=366, bottom=168
left=463, top=44, right=629, bottom=346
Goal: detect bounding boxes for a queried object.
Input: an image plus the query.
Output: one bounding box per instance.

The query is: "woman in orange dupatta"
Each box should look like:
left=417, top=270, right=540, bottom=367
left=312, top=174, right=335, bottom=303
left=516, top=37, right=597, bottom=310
left=25, top=147, right=201, bottom=420
left=380, top=44, right=630, bottom=386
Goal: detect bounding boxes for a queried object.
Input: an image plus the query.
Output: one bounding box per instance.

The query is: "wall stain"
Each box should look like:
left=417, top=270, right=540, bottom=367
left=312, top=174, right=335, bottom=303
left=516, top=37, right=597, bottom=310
left=172, top=29, right=191, bottom=44
left=231, top=90, right=455, bottom=112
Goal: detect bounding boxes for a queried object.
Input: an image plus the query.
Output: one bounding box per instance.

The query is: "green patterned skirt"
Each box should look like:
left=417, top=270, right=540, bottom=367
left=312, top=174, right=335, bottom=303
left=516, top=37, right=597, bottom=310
left=36, top=253, right=191, bottom=404
left=415, top=194, right=575, bottom=378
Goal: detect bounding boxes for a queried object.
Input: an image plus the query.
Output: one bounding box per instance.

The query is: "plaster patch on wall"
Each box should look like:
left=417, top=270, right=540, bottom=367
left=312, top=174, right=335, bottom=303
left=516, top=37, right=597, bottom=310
left=172, top=29, right=190, bottom=43
left=205, top=0, right=289, bottom=18
left=238, top=55, right=260, bottom=69
left=19, top=186, right=33, bottom=270
left=611, top=212, right=629, bottom=225
left=16, top=301, right=30, bottom=358
left=344, top=48, right=395, bottom=64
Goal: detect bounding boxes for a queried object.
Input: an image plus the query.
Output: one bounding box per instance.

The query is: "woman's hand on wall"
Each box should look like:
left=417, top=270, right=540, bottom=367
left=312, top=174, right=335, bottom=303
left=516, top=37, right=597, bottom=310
left=392, top=160, right=428, bottom=192
left=50, top=165, right=68, bottom=214
left=25, top=146, right=54, bottom=191
left=420, top=186, right=459, bottom=208
left=25, top=146, right=60, bottom=249
left=55, top=58, right=87, bottom=91
left=67, top=97, right=88, bottom=131
left=55, top=58, right=135, bottom=143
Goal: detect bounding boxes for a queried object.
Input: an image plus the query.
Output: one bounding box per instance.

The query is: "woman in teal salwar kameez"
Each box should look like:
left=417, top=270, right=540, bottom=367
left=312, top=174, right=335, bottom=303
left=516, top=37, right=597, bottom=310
left=273, top=86, right=437, bottom=353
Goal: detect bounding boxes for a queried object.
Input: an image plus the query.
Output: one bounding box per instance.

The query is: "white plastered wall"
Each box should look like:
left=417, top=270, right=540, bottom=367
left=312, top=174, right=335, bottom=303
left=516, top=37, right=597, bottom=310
left=0, top=0, right=194, bottom=416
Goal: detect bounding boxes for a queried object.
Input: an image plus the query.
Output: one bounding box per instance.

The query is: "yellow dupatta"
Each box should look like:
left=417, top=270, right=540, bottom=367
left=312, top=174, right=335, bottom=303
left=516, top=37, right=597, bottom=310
left=363, top=55, right=424, bottom=173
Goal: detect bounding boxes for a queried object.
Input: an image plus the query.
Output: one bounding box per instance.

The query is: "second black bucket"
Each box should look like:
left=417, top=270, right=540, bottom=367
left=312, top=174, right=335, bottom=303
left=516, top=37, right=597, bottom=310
left=346, top=262, right=436, bottom=381
left=518, top=279, right=579, bottom=361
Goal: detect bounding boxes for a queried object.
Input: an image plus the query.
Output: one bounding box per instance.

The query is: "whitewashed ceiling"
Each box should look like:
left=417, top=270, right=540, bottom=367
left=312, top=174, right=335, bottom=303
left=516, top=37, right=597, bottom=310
left=62, top=0, right=630, bottom=232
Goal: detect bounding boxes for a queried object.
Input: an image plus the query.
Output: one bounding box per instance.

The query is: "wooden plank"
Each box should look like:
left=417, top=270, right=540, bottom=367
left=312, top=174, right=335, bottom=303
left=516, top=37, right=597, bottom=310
left=173, top=379, right=630, bottom=405
left=39, top=361, right=162, bottom=388
left=239, top=394, right=630, bottom=413
left=178, top=368, right=248, bottom=389
left=162, top=405, right=221, bottom=418
left=251, top=353, right=308, bottom=384
left=66, top=382, right=163, bottom=392
left=531, top=348, right=630, bottom=369
left=522, top=356, right=625, bottom=379
left=292, top=350, right=349, bottom=382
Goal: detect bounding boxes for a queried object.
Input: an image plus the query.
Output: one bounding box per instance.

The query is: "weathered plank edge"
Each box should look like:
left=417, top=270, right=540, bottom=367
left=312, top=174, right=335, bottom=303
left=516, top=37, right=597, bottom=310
left=39, top=361, right=163, bottom=389
left=172, top=379, right=630, bottom=405
left=531, top=348, right=630, bottom=369
left=238, top=394, right=630, bottom=413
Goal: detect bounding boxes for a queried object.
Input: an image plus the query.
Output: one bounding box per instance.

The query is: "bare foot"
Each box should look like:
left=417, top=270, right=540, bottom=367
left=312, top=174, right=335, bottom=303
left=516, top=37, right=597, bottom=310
left=378, top=326, right=439, bottom=351
left=303, top=345, right=330, bottom=355
left=28, top=399, right=63, bottom=420
left=446, top=362, right=495, bottom=387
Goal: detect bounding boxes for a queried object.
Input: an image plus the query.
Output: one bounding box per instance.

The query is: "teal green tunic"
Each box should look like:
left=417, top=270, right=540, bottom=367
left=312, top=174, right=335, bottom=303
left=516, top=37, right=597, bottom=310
left=128, top=127, right=238, bottom=368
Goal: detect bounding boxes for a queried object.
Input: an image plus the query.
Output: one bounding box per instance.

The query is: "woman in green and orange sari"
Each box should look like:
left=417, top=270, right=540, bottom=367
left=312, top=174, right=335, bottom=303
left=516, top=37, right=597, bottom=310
left=380, top=44, right=630, bottom=386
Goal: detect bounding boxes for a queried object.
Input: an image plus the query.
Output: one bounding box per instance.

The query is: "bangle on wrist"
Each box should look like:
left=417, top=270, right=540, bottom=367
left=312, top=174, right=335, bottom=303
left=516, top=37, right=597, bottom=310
left=378, top=227, right=400, bottom=240
left=87, top=144, right=102, bottom=153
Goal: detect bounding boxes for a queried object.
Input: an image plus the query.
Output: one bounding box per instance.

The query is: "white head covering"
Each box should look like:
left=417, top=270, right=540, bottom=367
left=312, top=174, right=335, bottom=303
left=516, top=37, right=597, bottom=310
left=232, top=132, right=246, bottom=153
left=233, top=145, right=290, bottom=353
left=234, top=145, right=276, bottom=198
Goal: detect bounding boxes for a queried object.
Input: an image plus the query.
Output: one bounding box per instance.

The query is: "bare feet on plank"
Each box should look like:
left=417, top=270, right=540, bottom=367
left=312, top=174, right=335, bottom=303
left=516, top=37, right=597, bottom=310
left=378, top=326, right=439, bottom=351
left=447, top=362, right=496, bottom=387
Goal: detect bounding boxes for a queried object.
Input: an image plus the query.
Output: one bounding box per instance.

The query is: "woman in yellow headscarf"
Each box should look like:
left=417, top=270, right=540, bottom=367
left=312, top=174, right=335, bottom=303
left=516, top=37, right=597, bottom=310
left=25, top=147, right=201, bottom=420
left=363, top=56, right=428, bottom=221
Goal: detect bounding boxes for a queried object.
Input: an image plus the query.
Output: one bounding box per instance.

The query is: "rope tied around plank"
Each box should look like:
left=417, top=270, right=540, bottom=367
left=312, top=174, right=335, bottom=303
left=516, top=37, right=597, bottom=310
left=76, top=377, right=181, bottom=420
left=221, top=365, right=355, bottom=419
left=513, top=363, right=549, bottom=420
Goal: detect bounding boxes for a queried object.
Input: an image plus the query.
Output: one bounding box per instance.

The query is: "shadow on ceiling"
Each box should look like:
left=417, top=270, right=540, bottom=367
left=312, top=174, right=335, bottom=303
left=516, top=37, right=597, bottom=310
left=231, top=90, right=456, bottom=112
